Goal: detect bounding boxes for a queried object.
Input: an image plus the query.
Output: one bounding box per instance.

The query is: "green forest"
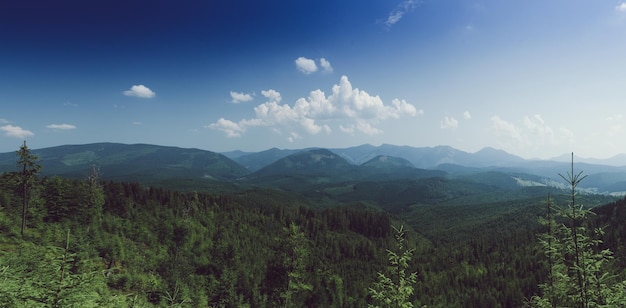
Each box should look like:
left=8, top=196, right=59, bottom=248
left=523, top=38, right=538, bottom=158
left=1, top=144, right=626, bottom=307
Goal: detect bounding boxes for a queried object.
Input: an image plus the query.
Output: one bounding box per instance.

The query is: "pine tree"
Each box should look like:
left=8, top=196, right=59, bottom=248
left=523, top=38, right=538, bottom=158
left=529, top=154, right=626, bottom=307
left=281, top=222, right=313, bottom=307
left=368, top=225, right=418, bottom=308
left=0, top=229, right=127, bottom=307
left=16, top=140, right=41, bottom=238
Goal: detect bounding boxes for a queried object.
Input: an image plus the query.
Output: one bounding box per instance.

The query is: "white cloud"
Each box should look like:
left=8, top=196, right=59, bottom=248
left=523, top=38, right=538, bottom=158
left=463, top=111, right=472, bottom=120
left=47, top=123, right=76, bottom=130
left=208, top=118, right=246, bottom=138
left=441, top=116, right=458, bottom=129
left=491, top=114, right=576, bottom=156
left=392, top=99, right=422, bottom=117
left=616, top=2, right=626, bottom=12
left=339, top=125, right=355, bottom=134
left=356, top=120, right=383, bottom=135
left=230, top=91, right=254, bottom=104
left=523, top=114, right=555, bottom=144
left=0, top=118, right=10, bottom=124
left=123, top=85, right=155, bottom=98
left=288, top=132, right=301, bottom=143
left=261, top=89, right=282, bottom=103
left=1, top=125, right=34, bottom=139
left=491, top=116, right=523, bottom=143
left=209, top=75, right=420, bottom=140
left=63, top=101, right=78, bottom=107
left=320, top=58, right=333, bottom=73
left=133, top=121, right=143, bottom=125
left=295, top=57, right=318, bottom=74
left=384, top=0, right=421, bottom=29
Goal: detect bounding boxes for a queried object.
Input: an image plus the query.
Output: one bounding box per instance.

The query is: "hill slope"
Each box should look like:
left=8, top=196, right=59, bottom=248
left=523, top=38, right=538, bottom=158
left=0, top=143, right=249, bottom=184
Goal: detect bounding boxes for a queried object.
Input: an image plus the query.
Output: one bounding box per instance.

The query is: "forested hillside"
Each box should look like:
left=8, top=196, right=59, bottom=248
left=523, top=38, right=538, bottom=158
left=1, top=145, right=626, bottom=307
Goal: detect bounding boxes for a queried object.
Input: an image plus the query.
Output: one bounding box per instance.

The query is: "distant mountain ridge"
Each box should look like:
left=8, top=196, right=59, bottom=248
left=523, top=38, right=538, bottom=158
left=227, top=144, right=528, bottom=171
left=2, top=142, right=626, bottom=194
left=0, top=143, right=248, bottom=184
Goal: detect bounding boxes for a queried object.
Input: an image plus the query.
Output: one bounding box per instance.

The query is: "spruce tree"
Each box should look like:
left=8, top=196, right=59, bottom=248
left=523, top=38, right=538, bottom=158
left=368, top=225, right=418, bottom=308
left=529, top=154, right=626, bottom=307
left=281, top=222, right=313, bottom=307
left=16, top=140, right=41, bottom=238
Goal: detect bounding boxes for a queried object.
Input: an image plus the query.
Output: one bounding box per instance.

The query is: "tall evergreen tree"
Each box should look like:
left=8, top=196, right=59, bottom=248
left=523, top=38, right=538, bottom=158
left=529, top=154, right=626, bottom=307
left=368, top=225, right=418, bottom=308
left=16, top=140, right=41, bottom=238
left=281, top=222, right=313, bottom=307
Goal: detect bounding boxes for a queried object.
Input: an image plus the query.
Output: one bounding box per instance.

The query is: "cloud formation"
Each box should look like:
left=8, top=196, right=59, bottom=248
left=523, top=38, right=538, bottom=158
left=491, top=114, right=573, bottom=155
left=441, top=116, right=458, bottom=129
left=384, top=0, right=421, bottom=28
left=123, top=85, right=155, bottom=98
left=209, top=75, right=421, bottom=140
left=616, top=2, right=626, bottom=12
left=295, top=57, right=318, bottom=74
left=230, top=91, right=254, bottom=103
left=47, top=124, right=76, bottom=130
left=463, top=111, right=472, bottom=120
left=320, top=58, right=333, bottom=73
left=261, top=89, right=282, bottom=103
left=1, top=125, right=34, bottom=138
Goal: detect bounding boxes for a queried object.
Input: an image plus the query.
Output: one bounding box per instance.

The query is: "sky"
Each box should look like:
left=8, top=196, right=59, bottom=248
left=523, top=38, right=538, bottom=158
left=1, top=0, right=626, bottom=159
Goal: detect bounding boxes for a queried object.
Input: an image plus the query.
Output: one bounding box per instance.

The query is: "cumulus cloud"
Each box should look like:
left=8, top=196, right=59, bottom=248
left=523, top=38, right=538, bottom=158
left=463, top=111, right=472, bottom=120
left=616, top=2, right=626, bottom=12
left=209, top=75, right=420, bottom=140
left=523, top=114, right=555, bottom=142
left=441, top=116, right=458, bottom=129
left=208, top=118, right=246, bottom=138
left=320, top=58, right=333, bottom=73
left=230, top=91, right=254, bottom=103
left=295, top=57, right=318, bottom=74
left=123, top=85, right=155, bottom=98
left=1, top=125, right=34, bottom=139
left=491, top=114, right=575, bottom=155
left=384, top=0, right=421, bottom=29
left=491, top=116, right=523, bottom=143
left=47, top=124, right=76, bottom=130
left=261, top=89, right=282, bottom=103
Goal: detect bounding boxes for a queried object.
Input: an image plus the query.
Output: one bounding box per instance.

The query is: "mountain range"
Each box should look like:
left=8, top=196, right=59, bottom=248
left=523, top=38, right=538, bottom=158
left=1, top=142, right=626, bottom=195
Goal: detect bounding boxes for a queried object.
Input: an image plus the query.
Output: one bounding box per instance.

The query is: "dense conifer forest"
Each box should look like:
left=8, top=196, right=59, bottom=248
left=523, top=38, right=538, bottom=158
left=1, top=144, right=626, bottom=307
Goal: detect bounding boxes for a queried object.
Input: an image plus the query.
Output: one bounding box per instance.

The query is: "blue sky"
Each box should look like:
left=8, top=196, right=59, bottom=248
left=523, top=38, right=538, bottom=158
left=1, top=0, right=626, bottom=159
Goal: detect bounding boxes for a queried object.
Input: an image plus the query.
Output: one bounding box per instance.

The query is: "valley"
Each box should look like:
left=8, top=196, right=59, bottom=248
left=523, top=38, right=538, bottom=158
left=0, top=142, right=625, bottom=307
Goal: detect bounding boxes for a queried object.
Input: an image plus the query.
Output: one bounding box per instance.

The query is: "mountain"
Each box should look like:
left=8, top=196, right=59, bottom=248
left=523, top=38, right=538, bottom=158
left=0, top=143, right=249, bottom=185
left=3, top=142, right=626, bottom=194
left=247, top=148, right=356, bottom=179
left=360, top=155, right=415, bottom=169
left=550, top=153, right=626, bottom=167
left=471, top=147, right=527, bottom=166
left=227, top=148, right=301, bottom=172
left=225, top=144, right=528, bottom=172
left=359, top=155, right=446, bottom=181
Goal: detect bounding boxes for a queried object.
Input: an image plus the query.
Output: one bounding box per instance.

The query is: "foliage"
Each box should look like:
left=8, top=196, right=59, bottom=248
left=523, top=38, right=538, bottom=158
left=529, top=156, right=626, bottom=307
left=0, top=230, right=126, bottom=307
left=369, top=225, right=418, bottom=308
left=280, top=222, right=313, bottom=307
left=16, top=141, right=41, bottom=238
left=1, top=146, right=626, bottom=306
